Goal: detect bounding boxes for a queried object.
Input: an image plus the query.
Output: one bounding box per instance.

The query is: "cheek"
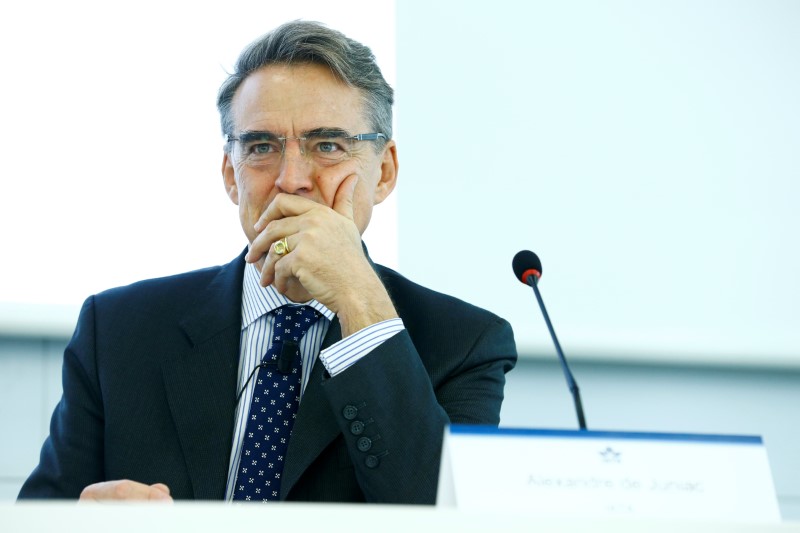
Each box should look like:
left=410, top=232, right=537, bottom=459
left=237, top=169, right=275, bottom=205
left=235, top=172, right=276, bottom=233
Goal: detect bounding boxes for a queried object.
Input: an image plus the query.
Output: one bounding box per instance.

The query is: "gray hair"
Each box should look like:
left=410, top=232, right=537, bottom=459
left=217, top=20, right=394, bottom=151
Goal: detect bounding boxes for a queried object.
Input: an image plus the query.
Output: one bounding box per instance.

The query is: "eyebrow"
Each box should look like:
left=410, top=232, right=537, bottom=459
left=237, top=130, right=280, bottom=143
left=237, top=127, right=354, bottom=143
left=302, top=127, right=352, bottom=139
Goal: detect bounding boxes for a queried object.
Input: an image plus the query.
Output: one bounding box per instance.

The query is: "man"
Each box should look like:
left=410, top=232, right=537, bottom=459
left=19, top=21, right=516, bottom=504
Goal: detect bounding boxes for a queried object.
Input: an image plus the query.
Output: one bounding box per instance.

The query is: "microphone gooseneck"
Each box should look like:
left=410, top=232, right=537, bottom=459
left=512, top=250, right=588, bottom=430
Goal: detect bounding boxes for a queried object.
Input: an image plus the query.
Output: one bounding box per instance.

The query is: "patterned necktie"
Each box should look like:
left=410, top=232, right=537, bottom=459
left=233, top=305, right=321, bottom=502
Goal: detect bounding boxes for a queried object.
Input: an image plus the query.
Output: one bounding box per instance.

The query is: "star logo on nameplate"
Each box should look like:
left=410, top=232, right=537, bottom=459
left=599, top=446, right=621, bottom=463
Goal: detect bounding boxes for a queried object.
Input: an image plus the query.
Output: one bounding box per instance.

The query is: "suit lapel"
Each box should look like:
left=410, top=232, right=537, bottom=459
left=281, top=317, right=343, bottom=498
left=161, top=251, right=246, bottom=499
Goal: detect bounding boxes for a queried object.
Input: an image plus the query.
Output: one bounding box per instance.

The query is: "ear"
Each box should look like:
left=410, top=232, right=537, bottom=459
left=222, top=152, right=239, bottom=205
left=372, top=140, right=398, bottom=205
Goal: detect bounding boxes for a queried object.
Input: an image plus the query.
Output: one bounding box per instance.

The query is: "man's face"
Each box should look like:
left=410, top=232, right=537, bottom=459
left=222, top=63, right=397, bottom=248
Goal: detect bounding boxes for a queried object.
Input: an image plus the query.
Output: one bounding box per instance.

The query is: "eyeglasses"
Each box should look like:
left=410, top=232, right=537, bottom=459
left=226, top=128, right=386, bottom=167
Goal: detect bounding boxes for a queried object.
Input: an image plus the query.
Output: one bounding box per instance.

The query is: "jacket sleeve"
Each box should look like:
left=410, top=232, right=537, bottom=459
left=18, top=296, right=106, bottom=499
left=319, top=315, right=516, bottom=504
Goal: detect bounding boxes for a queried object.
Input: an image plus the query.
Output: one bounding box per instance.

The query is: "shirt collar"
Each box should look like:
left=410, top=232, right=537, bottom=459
left=241, top=263, right=334, bottom=329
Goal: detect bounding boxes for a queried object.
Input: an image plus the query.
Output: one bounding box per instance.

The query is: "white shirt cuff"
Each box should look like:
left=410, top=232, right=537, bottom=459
left=319, top=318, right=405, bottom=376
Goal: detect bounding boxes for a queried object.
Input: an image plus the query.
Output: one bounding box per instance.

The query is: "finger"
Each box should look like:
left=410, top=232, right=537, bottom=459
left=253, top=193, right=316, bottom=233
left=148, top=483, right=173, bottom=502
left=246, top=216, right=299, bottom=264
left=150, top=483, right=171, bottom=496
left=271, top=249, right=301, bottom=294
left=332, top=174, right=358, bottom=220
left=79, top=480, right=173, bottom=501
left=253, top=233, right=294, bottom=288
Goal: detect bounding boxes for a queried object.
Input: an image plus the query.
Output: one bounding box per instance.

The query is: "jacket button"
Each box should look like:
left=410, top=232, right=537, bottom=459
left=350, top=420, right=365, bottom=435
left=357, top=436, right=372, bottom=452
left=365, top=455, right=380, bottom=468
left=342, top=405, right=358, bottom=420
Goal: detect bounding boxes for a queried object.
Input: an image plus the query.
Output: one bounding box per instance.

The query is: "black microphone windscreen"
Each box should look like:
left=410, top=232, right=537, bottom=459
left=512, top=250, right=543, bottom=283
left=278, top=341, right=298, bottom=374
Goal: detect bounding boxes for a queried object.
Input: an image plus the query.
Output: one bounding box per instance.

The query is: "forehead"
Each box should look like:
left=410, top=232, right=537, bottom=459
left=230, top=63, right=367, bottom=134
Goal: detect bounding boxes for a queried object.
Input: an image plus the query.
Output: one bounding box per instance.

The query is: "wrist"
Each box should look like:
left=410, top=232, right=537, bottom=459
left=336, top=278, right=398, bottom=338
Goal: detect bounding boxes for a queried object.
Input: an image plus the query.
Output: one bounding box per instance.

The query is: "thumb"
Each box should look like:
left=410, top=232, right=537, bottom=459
left=332, top=174, right=358, bottom=220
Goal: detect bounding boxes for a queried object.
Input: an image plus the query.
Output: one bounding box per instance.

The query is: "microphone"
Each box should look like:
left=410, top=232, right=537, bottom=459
left=512, top=250, right=588, bottom=430
left=235, top=340, right=300, bottom=404
left=278, top=341, right=299, bottom=374
left=512, top=250, right=543, bottom=285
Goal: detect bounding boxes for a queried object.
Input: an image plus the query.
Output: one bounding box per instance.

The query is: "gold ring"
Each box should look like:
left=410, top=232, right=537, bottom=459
left=273, top=237, right=290, bottom=256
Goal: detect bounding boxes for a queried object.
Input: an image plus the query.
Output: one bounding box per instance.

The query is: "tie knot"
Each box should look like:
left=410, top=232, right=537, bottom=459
left=272, top=305, right=321, bottom=343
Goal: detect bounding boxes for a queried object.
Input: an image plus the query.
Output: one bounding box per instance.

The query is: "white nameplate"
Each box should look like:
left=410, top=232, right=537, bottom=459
left=437, top=425, right=780, bottom=522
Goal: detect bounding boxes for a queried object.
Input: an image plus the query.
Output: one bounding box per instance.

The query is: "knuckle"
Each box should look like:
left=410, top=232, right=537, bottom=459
left=264, top=220, right=278, bottom=234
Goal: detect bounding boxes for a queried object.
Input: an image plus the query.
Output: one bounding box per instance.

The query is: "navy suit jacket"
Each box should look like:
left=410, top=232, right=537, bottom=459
left=19, top=249, right=516, bottom=503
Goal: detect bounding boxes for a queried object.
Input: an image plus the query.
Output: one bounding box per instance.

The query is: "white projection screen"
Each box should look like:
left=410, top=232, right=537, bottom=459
left=394, top=0, right=800, bottom=367
left=2, top=1, right=799, bottom=368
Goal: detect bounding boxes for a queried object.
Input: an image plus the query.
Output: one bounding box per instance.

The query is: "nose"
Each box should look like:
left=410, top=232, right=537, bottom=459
left=274, top=139, right=314, bottom=194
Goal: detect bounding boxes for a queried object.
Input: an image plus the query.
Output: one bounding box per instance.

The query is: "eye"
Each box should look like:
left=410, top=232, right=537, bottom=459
left=315, top=140, right=343, bottom=153
left=251, top=142, right=280, bottom=155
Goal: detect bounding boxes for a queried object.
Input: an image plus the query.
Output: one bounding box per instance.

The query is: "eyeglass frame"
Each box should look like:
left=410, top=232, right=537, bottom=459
left=225, top=128, right=387, bottom=160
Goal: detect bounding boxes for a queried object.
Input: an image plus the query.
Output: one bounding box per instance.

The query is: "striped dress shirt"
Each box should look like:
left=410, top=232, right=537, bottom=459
left=224, top=263, right=404, bottom=499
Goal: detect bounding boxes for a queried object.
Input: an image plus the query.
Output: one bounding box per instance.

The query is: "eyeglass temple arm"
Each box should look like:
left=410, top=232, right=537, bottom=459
left=351, top=133, right=386, bottom=141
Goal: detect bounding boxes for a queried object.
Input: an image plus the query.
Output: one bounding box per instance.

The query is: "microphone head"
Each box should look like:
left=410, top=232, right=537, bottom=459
left=512, top=250, right=543, bottom=284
